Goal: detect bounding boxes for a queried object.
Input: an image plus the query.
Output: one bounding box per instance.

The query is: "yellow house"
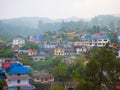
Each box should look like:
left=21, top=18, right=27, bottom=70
left=54, top=48, right=65, bottom=56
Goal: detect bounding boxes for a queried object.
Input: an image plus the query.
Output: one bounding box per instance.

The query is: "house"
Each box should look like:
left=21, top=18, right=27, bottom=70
left=66, top=30, right=75, bottom=37
left=88, top=35, right=110, bottom=47
left=62, top=41, right=74, bottom=48
left=45, top=48, right=55, bottom=57
left=29, top=34, right=45, bottom=43
left=32, top=72, right=54, bottom=83
left=64, top=47, right=75, bottom=56
left=2, top=59, right=14, bottom=69
left=75, top=46, right=87, bottom=54
left=73, top=41, right=88, bottom=54
left=39, top=48, right=47, bottom=55
left=5, top=62, right=35, bottom=90
left=54, top=48, right=65, bottom=56
left=18, top=50, right=28, bottom=54
left=32, top=56, right=46, bottom=61
left=44, top=42, right=58, bottom=48
left=12, top=37, right=25, bottom=47
left=28, top=49, right=38, bottom=56
left=74, top=41, right=89, bottom=47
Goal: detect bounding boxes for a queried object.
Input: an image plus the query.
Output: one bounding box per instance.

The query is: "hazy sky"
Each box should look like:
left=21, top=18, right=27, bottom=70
left=0, top=0, right=120, bottom=19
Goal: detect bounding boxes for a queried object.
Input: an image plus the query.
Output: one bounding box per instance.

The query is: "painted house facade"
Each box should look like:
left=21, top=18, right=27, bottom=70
left=12, top=37, right=25, bottom=47
left=54, top=48, right=65, bottom=56
left=32, top=72, right=54, bottom=83
left=75, top=47, right=87, bottom=54
left=44, top=42, right=58, bottom=48
left=32, top=56, right=46, bottom=61
left=28, top=49, right=38, bottom=56
left=88, top=36, right=110, bottom=47
left=6, top=62, right=35, bottom=90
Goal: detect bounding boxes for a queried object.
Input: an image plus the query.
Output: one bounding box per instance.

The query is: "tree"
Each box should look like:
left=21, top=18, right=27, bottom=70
left=20, top=42, right=39, bottom=50
left=52, top=56, right=63, bottom=67
left=0, top=80, right=5, bottom=90
left=0, top=46, right=13, bottom=58
left=53, top=64, right=68, bottom=82
left=84, top=43, right=120, bottom=90
left=52, top=85, right=64, bottom=90
left=67, top=58, right=85, bottom=81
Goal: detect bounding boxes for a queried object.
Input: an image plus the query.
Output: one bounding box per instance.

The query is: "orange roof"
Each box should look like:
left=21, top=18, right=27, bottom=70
left=28, top=49, right=37, bottom=53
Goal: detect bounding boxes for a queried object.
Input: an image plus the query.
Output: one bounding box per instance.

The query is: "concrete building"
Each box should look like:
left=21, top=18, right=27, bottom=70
left=5, top=62, right=35, bottom=90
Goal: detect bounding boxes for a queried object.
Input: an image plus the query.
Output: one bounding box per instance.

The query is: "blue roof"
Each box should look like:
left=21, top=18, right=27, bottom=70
left=85, top=35, right=91, bottom=39
left=39, top=35, right=45, bottom=39
left=0, top=68, right=5, bottom=73
left=91, top=35, right=107, bottom=39
left=118, top=48, right=120, bottom=50
left=8, top=63, right=31, bottom=75
left=118, top=40, right=120, bottom=43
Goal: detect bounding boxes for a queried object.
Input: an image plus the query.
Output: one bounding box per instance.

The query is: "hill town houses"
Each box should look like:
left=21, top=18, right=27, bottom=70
left=11, top=31, right=113, bottom=59
left=0, top=30, right=120, bottom=90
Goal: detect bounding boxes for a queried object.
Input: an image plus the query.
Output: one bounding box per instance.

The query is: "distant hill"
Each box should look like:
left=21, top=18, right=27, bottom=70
left=2, top=17, right=54, bottom=29
left=0, top=15, right=120, bottom=41
left=90, top=15, right=120, bottom=29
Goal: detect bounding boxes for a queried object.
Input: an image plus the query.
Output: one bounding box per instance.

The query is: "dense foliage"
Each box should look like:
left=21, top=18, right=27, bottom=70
left=75, top=44, right=120, bottom=90
left=0, top=46, right=13, bottom=58
left=20, top=42, right=39, bottom=50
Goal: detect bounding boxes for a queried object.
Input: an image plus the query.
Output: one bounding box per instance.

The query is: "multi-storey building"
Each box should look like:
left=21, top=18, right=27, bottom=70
left=74, top=36, right=110, bottom=48
left=32, top=72, right=54, bottom=83
left=12, top=37, right=25, bottom=47
left=54, top=48, right=65, bottom=56
left=88, top=36, right=110, bottom=47
left=5, top=62, right=35, bottom=90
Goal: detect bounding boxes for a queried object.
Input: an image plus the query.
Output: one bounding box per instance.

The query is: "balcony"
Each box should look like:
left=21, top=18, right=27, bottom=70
left=6, top=74, right=31, bottom=80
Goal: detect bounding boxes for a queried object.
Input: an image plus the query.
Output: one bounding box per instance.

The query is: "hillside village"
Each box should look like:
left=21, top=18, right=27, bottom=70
left=0, top=29, right=120, bottom=90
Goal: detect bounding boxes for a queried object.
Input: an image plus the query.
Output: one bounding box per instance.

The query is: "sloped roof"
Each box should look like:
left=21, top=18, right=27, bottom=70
left=91, top=35, right=108, bottom=39
left=8, top=63, right=31, bottom=75
left=28, top=49, right=37, bottom=53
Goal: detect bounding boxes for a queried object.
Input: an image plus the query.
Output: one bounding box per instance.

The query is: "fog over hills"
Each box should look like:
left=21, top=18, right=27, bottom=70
left=0, top=15, right=120, bottom=41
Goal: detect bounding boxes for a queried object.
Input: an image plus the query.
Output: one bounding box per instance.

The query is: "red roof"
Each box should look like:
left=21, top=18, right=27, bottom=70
left=28, top=49, right=37, bottom=53
left=2, top=62, right=13, bottom=68
left=115, top=84, right=120, bottom=89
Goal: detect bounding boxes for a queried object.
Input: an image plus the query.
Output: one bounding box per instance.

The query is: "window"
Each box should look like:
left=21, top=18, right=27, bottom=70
left=98, top=39, right=102, bottom=41
left=37, top=78, right=39, bottom=80
left=17, top=80, right=20, bottom=83
left=45, top=78, right=48, bottom=81
left=98, top=43, right=101, bottom=45
left=17, top=73, right=21, bottom=76
left=104, top=39, right=108, bottom=41
left=41, top=78, right=43, bottom=81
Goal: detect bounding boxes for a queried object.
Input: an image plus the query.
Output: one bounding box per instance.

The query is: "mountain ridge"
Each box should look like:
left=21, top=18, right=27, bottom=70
left=0, top=15, right=120, bottom=41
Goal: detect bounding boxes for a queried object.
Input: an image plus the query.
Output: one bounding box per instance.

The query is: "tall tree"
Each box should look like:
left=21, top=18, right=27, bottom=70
left=84, top=43, right=120, bottom=90
left=53, top=64, right=68, bottom=82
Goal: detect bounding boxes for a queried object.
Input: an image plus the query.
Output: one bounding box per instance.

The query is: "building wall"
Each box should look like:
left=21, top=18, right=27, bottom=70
left=44, top=45, right=56, bottom=48
left=8, top=80, right=17, bottom=84
left=8, top=87, right=17, bottom=90
left=21, top=80, right=29, bottom=84
left=54, top=48, right=65, bottom=55
left=13, top=39, right=25, bottom=46
left=88, top=38, right=110, bottom=47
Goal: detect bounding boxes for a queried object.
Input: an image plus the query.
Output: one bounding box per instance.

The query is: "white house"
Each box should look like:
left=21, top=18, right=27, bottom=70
left=12, top=37, right=25, bottom=47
